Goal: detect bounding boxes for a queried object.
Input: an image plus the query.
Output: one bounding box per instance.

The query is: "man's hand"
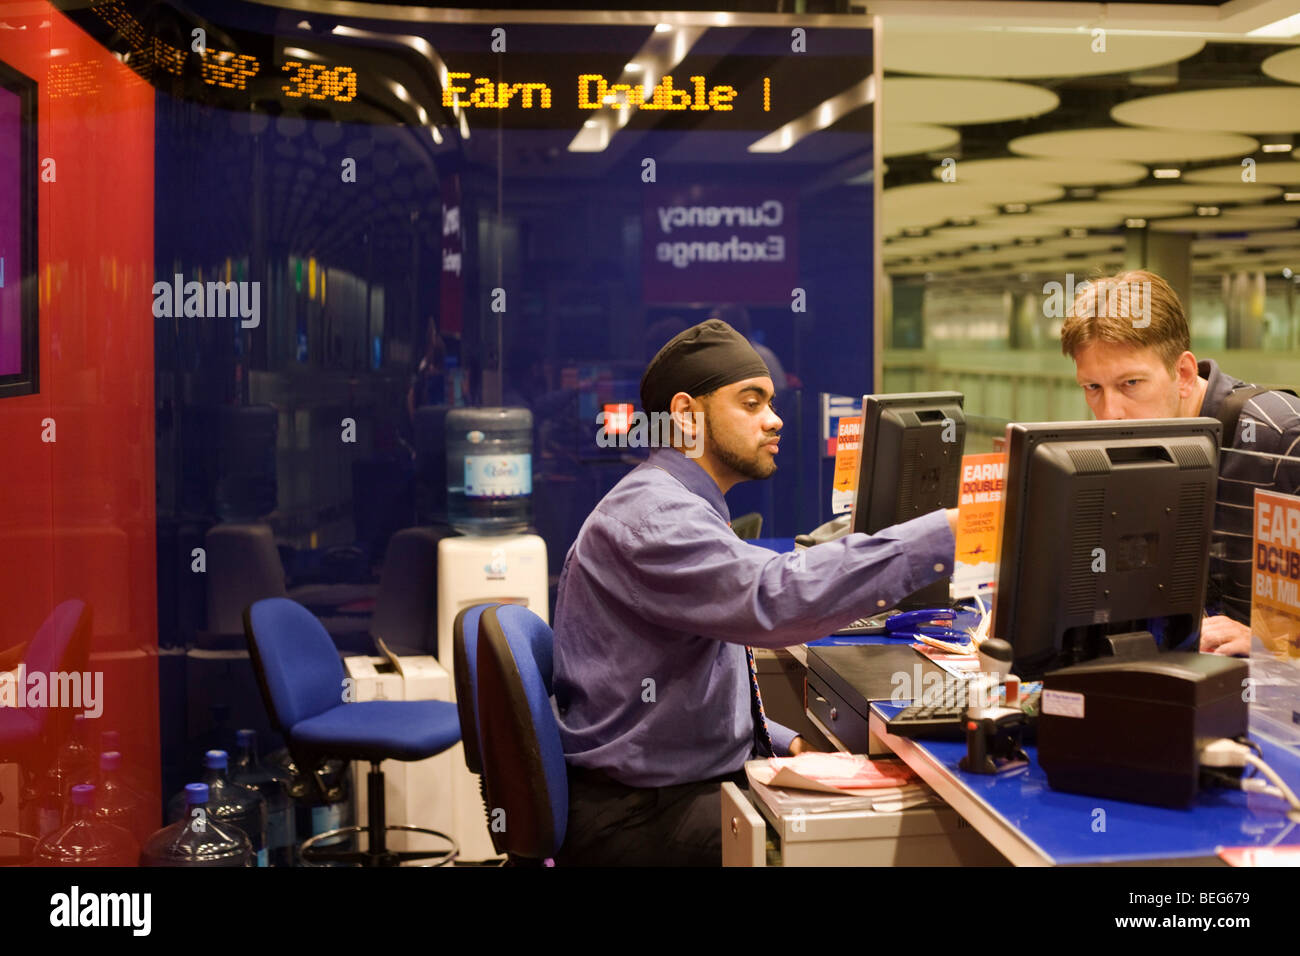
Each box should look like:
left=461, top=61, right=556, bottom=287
left=945, top=507, right=959, bottom=538
left=788, top=736, right=822, bottom=756
left=1201, top=615, right=1252, bottom=656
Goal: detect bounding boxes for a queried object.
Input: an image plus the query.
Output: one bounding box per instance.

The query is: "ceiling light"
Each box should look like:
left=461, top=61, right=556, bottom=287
left=625, top=63, right=642, bottom=73
left=1285, top=268, right=1294, bottom=278
left=1153, top=168, right=1181, bottom=180
left=1261, top=136, right=1293, bottom=153
left=1286, top=193, right=1300, bottom=202
left=1128, top=63, right=1179, bottom=87
left=1068, top=228, right=1088, bottom=238
left=1195, top=206, right=1220, bottom=216
left=1126, top=218, right=1148, bottom=228
left=1248, top=13, right=1300, bottom=38
left=1003, top=203, right=1028, bottom=214
left=748, top=77, right=875, bottom=153
left=654, top=23, right=672, bottom=33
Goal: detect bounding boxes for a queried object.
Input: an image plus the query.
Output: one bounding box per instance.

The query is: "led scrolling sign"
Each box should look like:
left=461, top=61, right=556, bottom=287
left=442, top=73, right=772, bottom=113
left=90, top=0, right=780, bottom=116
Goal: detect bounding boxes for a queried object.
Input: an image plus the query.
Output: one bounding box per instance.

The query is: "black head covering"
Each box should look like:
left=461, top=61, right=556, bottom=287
left=639, top=319, right=771, bottom=414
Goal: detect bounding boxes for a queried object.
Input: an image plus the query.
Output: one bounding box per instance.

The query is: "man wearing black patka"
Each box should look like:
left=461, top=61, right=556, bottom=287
left=552, top=320, right=958, bottom=866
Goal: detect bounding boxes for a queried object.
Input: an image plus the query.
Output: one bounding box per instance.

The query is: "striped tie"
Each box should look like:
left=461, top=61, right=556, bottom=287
left=745, top=645, right=774, bottom=758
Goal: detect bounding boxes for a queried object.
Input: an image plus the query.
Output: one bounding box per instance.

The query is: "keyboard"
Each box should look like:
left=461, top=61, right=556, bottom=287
left=885, top=684, right=1043, bottom=741
left=832, top=610, right=898, bottom=636
left=885, top=678, right=976, bottom=739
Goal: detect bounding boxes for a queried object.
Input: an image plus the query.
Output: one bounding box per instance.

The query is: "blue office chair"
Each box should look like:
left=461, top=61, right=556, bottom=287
left=243, top=597, right=462, bottom=866
left=451, top=603, right=504, bottom=854
left=475, top=604, right=567, bottom=863
left=451, top=604, right=498, bottom=776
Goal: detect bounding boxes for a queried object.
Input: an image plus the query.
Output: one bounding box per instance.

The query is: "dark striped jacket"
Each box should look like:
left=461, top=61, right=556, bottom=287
left=1200, top=359, right=1300, bottom=624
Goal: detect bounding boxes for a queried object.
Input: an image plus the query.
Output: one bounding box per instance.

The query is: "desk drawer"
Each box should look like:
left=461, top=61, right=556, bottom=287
left=807, top=670, right=872, bottom=754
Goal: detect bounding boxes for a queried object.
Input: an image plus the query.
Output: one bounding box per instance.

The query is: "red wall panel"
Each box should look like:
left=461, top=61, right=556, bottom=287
left=0, top=2, right=158, bottom=855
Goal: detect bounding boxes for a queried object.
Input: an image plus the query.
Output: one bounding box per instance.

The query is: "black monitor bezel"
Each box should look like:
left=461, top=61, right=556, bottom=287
left=992, top=417, right=1222, bottom=670
left=0, top=58, right=37, bottom=399
left=849, top=390, right=965, bottom=536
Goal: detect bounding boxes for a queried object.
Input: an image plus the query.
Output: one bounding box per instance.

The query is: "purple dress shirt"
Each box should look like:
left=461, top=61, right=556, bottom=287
left=552, top=447, right=955, bottom=787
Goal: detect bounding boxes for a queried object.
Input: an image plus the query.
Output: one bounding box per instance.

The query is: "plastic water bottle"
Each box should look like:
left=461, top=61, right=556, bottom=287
left=96, top=731, right=150, bottom=827
left=93, top=751, right=144, bottom=841
left=446, top=407, right=533, bottom=535
left=34, top=784, right=138, bottom=867
left=231, top=729, right=294, bottom=867
left=35, top=714, right=95, bottom=836
left=168, top=750, right=269, bottom=866
left=140, top=783, right=252, bottom=867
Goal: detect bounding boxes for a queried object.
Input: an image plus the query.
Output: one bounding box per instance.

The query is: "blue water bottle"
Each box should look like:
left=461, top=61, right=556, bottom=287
left=34, top=784, right=138, bottom=867
left=93, top=751, right=144, bottom=842
left=140, top=783, right=253, bottom=867
left=446, top=407, right=533, bottom=535
left=168, top=750, right=269, bottom=866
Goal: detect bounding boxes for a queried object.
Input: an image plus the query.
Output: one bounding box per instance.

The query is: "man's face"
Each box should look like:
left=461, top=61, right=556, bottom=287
left=1073, top=340, right=1184, bottom=420
left=700, top=377, right=782, bottom=481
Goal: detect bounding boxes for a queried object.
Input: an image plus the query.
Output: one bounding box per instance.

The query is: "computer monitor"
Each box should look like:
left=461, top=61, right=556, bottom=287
left=991, top=418, right=1221, bottom=680
left=851, top=391, right=966, bottom=609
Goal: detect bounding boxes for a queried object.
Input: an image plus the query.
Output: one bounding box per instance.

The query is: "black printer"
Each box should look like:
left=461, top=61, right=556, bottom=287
left=1037, top=651, right=1249, bottom=808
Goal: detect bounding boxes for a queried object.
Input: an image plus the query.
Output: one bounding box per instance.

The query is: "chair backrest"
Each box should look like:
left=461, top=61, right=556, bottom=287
left=206, top=523, right=287, bottom=633
left=451, top=603, right=497, bottom=775
left=18, top=600, right=92, bottom=742
left=24, top=599, right=92, bottom=679
left=371, top=526, right=454, bottom=655
left=731, top=511, right=763, bottom=540
left=242, top=597, right=345, bottom=733
left=476, top=604, right=567, bottom=859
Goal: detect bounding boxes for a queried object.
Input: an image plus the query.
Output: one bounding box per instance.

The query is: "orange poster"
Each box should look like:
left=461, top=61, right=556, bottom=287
left=831, top=416, right=861, bottom=515
left=1251, top=488, right=1300, bottom=661
left=952, top=453, right=1005, bottom=598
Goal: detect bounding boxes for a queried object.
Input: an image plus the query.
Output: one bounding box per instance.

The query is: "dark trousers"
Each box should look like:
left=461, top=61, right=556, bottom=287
left=555, top=765, right=749, bottom=867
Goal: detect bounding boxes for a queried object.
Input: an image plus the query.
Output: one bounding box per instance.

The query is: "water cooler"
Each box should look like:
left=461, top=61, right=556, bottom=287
left=435, top=408, right=549, bottom=861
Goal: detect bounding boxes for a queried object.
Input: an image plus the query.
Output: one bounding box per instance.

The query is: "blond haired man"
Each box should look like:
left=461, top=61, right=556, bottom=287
left=1060, top=269, right=1300, bottom=657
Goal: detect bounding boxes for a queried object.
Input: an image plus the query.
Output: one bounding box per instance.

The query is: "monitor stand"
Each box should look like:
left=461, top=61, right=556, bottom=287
left=1099, top=630, right=1158, bottom=660
left=897, top=576, right=951, bottom=612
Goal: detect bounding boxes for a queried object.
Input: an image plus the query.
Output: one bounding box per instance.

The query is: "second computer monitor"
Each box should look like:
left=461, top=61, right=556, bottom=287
left=851, top=391, right=966, bottom=609
left=991, top=418, right=1221, bottom=679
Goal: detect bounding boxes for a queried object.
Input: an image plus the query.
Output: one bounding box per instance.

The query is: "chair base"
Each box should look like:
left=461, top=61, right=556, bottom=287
left=300, top=824, right=459, bottom=868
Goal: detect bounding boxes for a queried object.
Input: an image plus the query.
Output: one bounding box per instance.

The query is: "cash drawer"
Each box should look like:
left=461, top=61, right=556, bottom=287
left=806, top=669, right=872, bottom=754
